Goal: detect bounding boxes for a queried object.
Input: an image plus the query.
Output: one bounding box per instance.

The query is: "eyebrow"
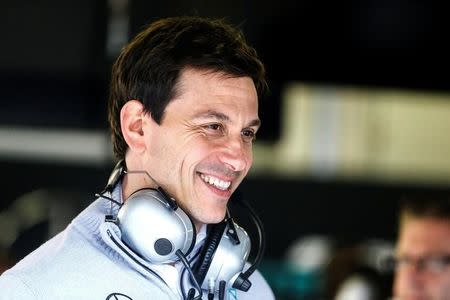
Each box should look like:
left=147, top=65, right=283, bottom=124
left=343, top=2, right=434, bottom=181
left=193, top=110, right=261, bottom=128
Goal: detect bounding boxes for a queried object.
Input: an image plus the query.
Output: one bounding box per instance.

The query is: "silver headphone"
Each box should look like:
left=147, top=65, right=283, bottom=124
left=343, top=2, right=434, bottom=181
left=117, top=188, right=196, bottom=263
left=99, top=160, right=264, bottom=299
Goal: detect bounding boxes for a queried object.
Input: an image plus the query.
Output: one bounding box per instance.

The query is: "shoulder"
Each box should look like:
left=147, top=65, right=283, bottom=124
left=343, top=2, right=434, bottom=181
left=0, top=224, right=116, bottom=299
left=0, top=273, right=38, bottom=299
left=1, top=225, right=98, bottom=286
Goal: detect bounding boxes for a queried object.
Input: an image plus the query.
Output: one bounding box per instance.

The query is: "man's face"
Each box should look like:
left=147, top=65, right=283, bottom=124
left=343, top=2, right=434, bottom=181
left=393, top=217, right=450, bottom=300
left=141, top=68, right=259, bottom=228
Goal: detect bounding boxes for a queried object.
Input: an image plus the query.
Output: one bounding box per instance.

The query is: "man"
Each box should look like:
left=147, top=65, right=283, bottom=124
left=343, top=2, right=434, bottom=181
left=0, top=16, right=274, bottom=299
left=392, top=192, right=450, bottom=300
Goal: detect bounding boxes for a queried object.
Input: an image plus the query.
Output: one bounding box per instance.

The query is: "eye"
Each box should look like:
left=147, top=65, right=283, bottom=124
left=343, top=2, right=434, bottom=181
left=206, top=123, right=222, bottom=131
left=241, top=128, right=256, bottom=142
left=393, top=257, right=410, bottom=270
left=203, top=123, right=225, bottom=136
left=425, top=256, right=450, bottom=273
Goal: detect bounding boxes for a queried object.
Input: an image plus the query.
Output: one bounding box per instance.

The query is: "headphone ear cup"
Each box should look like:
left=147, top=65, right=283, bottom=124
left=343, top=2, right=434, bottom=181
left=117, top=188, right=196, bottom=263
left=193, top=222, right=227, bottom=285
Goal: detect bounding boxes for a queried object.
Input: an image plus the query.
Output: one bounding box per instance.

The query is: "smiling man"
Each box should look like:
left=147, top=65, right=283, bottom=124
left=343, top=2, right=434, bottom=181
left=0, top=16, right=274, bottom=300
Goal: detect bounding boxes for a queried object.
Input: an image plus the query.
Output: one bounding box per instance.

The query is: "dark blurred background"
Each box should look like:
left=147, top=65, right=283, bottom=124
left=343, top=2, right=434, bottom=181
left=1, top=1, right=450, bottom=299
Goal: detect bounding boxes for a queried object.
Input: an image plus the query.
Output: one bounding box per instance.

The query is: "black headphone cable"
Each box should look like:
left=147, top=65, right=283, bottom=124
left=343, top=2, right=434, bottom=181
left=218, top=281, right=226, bottom=300
left=105, top=229, right=167, bottom=285
left=231, top=196, right=266, bottom=292
left=180, top=249, right=202, bottom=300
left=176, top=249, right=202, bottom=300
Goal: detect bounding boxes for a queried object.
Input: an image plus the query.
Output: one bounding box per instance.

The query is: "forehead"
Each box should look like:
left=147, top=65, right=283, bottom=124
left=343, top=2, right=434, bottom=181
left=177, top=68, right=257, bottom=101
left=397, top=217, right=450, bottom=255
left=164, top=68, right=259, bottom=125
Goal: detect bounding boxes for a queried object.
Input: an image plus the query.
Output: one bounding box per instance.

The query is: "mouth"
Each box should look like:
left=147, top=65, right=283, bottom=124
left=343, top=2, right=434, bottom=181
left=199, top=173, right=232, bottom=191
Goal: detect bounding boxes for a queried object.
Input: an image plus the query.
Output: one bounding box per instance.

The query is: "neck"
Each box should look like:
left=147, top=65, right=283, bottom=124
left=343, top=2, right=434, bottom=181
left=122, top=156, right=158, bottom=201
left=194, top=222, right=204, bottom=234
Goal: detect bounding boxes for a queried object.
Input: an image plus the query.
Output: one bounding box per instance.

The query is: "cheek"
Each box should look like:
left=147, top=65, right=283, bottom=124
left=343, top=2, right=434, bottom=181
left=242, top=145, right=254, bottom=171
left=247, top=147, right=254, bottom=164
left=177, top=139, right=213, bottom=170
left=392, top=271, right=404, bottom=294
left=432, top=273, right=450, bottom=294
left=190, top=135, right=221, bottom=154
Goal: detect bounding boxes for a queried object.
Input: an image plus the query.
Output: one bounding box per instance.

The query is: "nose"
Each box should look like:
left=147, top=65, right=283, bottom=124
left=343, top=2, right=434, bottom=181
left=218, top=135, right=251, bottom=172
left=395, top=264, right=424, bottom=294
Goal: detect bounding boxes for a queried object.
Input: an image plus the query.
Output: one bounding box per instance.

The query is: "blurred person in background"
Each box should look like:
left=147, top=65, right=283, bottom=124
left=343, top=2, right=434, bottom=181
left=392, top=191, right=450, bottom=300
left=0, top=16, right=274, bottom=300
left=325, top=239, right=394, bottom=300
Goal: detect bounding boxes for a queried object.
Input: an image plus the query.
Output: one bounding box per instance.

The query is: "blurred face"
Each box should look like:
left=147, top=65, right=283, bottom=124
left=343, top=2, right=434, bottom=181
left=393, top=217, right=450, bottom=300
left=141, top=68, right=259, bottom=229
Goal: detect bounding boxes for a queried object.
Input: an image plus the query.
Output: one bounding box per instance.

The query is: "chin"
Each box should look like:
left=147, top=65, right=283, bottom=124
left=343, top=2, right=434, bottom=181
left=197, top=208, right=227, bottom=225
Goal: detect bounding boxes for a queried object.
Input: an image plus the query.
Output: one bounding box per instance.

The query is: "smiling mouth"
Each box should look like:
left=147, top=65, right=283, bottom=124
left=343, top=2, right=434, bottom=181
left=199, top=173, right=231, bottom=191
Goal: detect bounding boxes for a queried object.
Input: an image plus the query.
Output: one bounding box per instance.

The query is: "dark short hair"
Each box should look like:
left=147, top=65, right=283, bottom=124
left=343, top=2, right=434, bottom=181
left=399, top=190, right=450, bottom=222
left=108, top=16, right=267, bottom=160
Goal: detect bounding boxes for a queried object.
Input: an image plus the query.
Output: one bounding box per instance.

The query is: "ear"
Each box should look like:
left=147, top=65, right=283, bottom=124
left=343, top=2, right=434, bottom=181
left=120, top=100, right=147, bottom=153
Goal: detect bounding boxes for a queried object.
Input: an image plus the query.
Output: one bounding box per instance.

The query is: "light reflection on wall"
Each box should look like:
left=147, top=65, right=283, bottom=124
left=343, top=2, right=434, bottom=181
left=252, top=83, right=450, bottom=185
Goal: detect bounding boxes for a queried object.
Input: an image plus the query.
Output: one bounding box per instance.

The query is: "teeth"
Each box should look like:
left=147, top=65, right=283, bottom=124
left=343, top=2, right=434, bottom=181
left=200, top=174, right=231, bottom=191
